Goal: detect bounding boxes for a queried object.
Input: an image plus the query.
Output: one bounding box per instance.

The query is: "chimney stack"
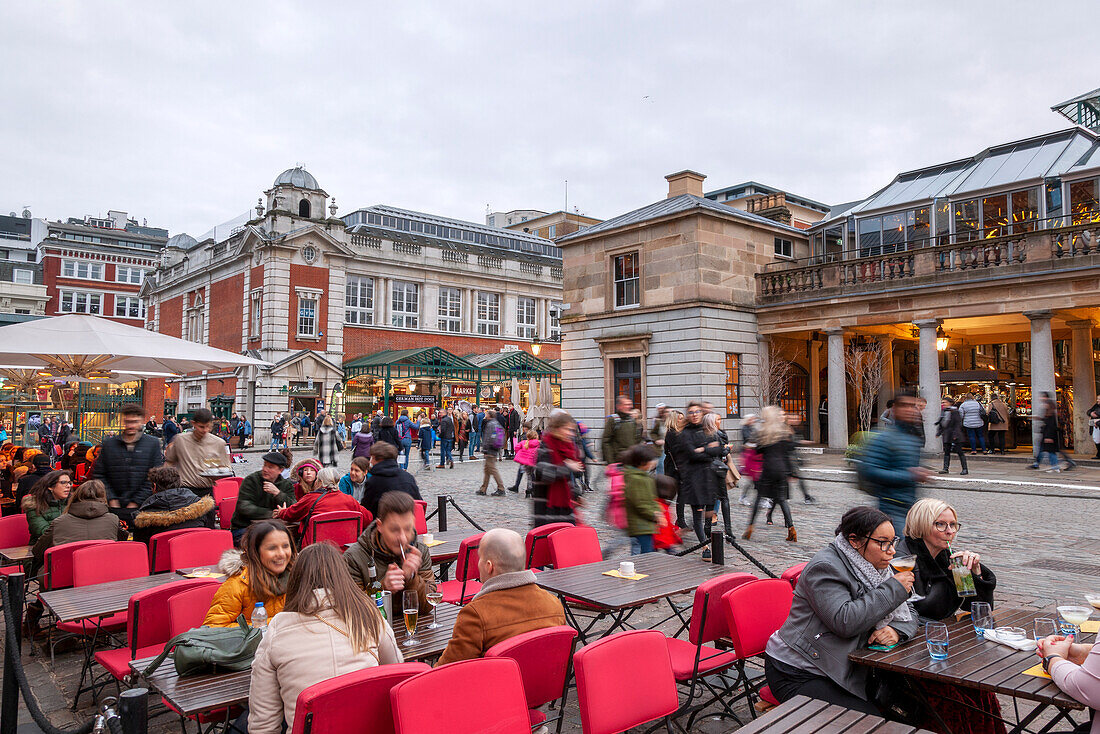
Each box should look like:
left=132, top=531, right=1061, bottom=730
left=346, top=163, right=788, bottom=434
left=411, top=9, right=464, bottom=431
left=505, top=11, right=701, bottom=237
left=665, top=170, right=706, bottom=199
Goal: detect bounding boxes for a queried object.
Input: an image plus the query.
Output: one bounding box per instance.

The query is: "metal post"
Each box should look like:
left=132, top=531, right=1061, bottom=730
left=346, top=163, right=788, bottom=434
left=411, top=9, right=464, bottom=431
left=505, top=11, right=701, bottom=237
left=437, top=495, right=448, bottom=532
left=709, top=531, right=724, bottom=565
left=119, top=687, right=149, bottom=734
left=1, top=572, right=25, bottom=734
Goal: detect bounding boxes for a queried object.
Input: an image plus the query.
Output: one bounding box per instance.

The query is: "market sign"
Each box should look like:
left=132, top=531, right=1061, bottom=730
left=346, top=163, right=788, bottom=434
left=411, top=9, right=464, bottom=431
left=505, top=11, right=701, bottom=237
left=442, top=384, right=477, bottom=399
left=393, top=394, right=438, bottom=405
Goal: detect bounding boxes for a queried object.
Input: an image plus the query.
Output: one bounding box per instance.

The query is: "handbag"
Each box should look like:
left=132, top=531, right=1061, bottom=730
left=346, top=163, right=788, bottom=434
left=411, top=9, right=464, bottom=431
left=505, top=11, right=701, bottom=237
left=987, top=408, right=1004, bottom=425
left=867, top=669, right=924, bottom=726
left=142, top=614, right=263, bottom=678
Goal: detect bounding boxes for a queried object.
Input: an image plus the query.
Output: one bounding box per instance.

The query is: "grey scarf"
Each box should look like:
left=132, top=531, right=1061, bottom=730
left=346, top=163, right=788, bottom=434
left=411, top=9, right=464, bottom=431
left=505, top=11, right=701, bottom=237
left=833, top=534, right=912, bottom=629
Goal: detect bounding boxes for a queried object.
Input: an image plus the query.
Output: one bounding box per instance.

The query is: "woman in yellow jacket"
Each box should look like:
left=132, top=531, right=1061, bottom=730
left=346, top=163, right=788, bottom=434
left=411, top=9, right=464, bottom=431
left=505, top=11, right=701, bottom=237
left=204, top=519, right=297, bottom=627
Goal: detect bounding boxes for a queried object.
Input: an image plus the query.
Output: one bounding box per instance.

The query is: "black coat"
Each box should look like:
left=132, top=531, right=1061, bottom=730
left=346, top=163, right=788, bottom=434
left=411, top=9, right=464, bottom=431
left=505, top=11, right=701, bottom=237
left=438, top=416, right=455, bottom=441
left=375, top=425, right=401, bottom=450
left=360, top=459, right=422, bottom=519
left=506, top=409, right=522, bottom=435
left=757, top=438, right=794, bottom=501
left=92, top=433, right=164, bottom=506
left=935, top=407, right=964, bottom=443
left=897, top=536, right=996, bottom=622
left=677, top=423, right=722, bottom=507
left=16, top=467, right=51, bottom=506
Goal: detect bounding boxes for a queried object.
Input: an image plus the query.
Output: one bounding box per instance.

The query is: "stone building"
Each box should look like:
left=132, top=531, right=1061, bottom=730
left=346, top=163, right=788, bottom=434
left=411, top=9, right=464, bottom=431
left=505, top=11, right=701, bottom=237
left=0, top=214, right=48, bottom=321
left=501, top=210, right=603, bottom=241
left=142, top=168, right=562, bottom=440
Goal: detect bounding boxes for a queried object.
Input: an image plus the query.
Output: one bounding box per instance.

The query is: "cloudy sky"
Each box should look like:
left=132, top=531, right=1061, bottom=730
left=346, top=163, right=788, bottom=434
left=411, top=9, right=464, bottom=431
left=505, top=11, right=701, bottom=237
left=4, top=1, right=1099, bottom=236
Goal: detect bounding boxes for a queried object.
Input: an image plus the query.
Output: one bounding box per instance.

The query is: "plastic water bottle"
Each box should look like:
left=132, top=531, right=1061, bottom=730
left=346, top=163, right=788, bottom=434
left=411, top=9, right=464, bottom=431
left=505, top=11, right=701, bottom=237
left=252, top=602, right=268, bottom=630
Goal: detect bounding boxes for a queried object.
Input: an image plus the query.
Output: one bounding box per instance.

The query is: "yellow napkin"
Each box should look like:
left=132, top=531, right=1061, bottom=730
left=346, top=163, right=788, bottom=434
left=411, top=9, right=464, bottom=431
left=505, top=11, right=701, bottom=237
left=603, top=570, right=649, bottom=581
left=1022, top=663, right=1051, bottom=680
left=183, top=571, right=225, bottom=579
left=1079, top=620, right=1100, bottom=634
left=424, top=540, right=446, bottom=548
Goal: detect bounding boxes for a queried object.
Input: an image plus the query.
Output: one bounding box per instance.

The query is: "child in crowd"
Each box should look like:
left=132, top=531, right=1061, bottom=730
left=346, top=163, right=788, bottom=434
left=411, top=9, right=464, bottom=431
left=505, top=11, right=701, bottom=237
left=509, top=429, right=540, bottom=496
left=653, top=475, right=681, bottom=553
left=621, top=443, right=660, bottom=555
left=418, top=417, right=435, bottom=471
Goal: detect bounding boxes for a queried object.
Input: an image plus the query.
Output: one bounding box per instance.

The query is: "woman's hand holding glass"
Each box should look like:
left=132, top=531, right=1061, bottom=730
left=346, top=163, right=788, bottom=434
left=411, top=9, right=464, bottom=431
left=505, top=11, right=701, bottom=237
left=892, top=570, right=915, bottom=593
left=950, top=549, right=981, bottom=573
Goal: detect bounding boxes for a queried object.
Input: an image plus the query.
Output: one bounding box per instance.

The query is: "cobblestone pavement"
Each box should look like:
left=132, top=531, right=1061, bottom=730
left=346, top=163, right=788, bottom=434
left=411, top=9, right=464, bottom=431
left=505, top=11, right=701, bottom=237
left=6, top=447, right=1100, bottom=732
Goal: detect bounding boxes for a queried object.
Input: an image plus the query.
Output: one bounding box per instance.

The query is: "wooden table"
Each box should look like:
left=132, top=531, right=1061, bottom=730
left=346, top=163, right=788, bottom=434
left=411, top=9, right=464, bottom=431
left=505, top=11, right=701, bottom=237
left=730, top=695, right=936, bottom=734
left=39, top=573, right=205, bottom=623
left=850, top=607, right=1088, bottom=734
left=0, top=545, right=32, bottom=565
left=129, top=602, right=461, bottom=717
left=534, top=552, right=730, bottom=641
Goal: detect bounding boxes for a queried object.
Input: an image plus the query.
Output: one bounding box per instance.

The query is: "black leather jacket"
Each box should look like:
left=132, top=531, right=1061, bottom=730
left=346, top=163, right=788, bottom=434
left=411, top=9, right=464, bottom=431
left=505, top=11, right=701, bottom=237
left=92, top=433, right=164, bottom=505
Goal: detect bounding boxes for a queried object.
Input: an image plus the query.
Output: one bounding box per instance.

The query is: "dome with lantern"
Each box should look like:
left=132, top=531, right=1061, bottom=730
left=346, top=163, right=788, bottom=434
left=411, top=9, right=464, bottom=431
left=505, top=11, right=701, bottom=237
left=273, top=167, right=321, bottom=191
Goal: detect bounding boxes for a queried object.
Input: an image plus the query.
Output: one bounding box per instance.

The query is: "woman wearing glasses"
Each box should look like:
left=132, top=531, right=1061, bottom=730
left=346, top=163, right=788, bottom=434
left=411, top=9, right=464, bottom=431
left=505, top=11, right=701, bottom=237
left=764, top=506, right=916, bottom=714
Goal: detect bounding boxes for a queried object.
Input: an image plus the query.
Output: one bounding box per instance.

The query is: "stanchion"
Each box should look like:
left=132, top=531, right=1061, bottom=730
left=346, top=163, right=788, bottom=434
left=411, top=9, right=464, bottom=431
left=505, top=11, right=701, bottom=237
left=118, top=689, right=148, bottom=734
left=1, top=572, right=24, bottom=734
left=709, top=531, right=724, bottom=565
left=436, top=495, right=448, bottom=531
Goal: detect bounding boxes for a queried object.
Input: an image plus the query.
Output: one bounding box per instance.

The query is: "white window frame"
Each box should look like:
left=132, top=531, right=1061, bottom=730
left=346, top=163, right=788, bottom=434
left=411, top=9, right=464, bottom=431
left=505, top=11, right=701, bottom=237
left=12, top=269, right=33, bottom=285
left=59, top=290, right=102, bottom=314
left=516, top=297, right=536, bottom=339
left=476, top=291, right=500, bottom=336
left=548, top=224, right=557, bottom=238
left=774, top=237, right=794, bottom=259
left=250, top=290, right=262, bottom=338
left=61, top=259, right=104, bottom=281
left=345, top=275, right=374, bottom=325
left=297, top=292, right=320, bottom=338
left=612, top=252, right=640, bottom=309
left=115, top=266, right=146, bottom=285
left=114, top=295, right=146, bottom=319
left=391, top=281, right=419, bottom=328
left=549, top=302, right=562, bottom=341
left=438, top=287, right=462, bottom=333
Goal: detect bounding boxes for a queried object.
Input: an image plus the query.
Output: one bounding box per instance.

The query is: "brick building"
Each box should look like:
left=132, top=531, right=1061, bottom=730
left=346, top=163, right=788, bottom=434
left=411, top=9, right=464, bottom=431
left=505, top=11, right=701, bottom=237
left=143, top=168, right=562, bottom=442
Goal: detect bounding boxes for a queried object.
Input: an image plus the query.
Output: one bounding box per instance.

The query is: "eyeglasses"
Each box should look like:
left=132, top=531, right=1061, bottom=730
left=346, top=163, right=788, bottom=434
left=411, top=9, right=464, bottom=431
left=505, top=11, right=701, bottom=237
left=933, top=521, right=961, bottom=532
left=687, top=410, right=704, bottom=415
left=865, top=535, right=901, bottom=551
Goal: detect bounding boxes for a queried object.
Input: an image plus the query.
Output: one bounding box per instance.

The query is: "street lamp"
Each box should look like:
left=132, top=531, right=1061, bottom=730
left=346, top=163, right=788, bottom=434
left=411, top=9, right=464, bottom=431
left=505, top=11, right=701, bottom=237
left=936, top=326, right=949, bottom=352
left=530, top=335, right=543, bottom=357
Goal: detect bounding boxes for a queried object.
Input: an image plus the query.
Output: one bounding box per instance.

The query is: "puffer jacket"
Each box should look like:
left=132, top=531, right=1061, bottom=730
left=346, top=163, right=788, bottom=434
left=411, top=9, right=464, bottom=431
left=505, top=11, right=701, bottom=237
left=622, top=465, right=659, bottom=537
left=22, top=494, right=63, bottom=541
left=359, top=460, right=422, bottom=519
left=203, top=550, right=287, bottom=627
left=350, top=431, right=374, bottom=459
left=93, top=433, right=164, bottom=506
left=132, top=489, right=215, bottom=544
left=247, top=590, right=403, bottom=734
left=343, top=521, right=436, bottom=614
left=32, top=500, right=126, bottom=570
left=276, top=488, right=371, bottom=528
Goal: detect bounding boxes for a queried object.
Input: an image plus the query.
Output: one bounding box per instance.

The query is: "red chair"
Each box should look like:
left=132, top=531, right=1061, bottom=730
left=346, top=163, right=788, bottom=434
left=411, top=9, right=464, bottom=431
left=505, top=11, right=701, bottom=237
left=665, top=572, right=756, bottom=728
left=165, top=529, right=233, bottom=572
left=547, top=526, right=601, bottom=569
left=293, top=662, right=430, bottom=734
left=212, top=477, right=243, bottom=503
left=40, top=539, right=114, bottom=592
left=524, top=522, right=574, bottom=570
left=149, top=527, right=211, bottom=573
left=0, top=515, right=31, bottom=578
left=722, top=578, right=794, bottom=714
left=390, top=658, right=530, bottom=734
left=486, top=625, right=578, bottom=733
left=93, top=579, right=219, bottom=687
left=781, top=561, right=807, bottom=588
left=573, top=630, right=679, bottom=734
left=436, top=533, right=484, bottom=605
left=217, top=496, right=236, bottom=531
left=413, top=500, right=428, bottom=535
left=73, top=462, right=89, bottom=483
left=301, top=510, right=365, bottom=548
left=167, top=580, right=222, bottom=637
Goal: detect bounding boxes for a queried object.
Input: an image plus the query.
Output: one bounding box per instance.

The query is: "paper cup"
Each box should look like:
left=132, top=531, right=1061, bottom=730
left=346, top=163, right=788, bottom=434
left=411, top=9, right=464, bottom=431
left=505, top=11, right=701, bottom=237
left=619, top=561, right=635, bottom=577
left=423, top=533, right=434, bottom=544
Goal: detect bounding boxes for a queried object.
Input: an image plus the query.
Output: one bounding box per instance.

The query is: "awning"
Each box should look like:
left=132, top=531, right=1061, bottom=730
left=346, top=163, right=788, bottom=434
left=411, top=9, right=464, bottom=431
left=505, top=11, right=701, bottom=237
left=343, top=347, right=481, bottom=383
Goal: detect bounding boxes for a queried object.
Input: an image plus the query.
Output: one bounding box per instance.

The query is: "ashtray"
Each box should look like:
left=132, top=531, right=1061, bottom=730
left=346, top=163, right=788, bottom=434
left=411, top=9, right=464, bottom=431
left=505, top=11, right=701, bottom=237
left=995, top=626, right=1026, bottom=641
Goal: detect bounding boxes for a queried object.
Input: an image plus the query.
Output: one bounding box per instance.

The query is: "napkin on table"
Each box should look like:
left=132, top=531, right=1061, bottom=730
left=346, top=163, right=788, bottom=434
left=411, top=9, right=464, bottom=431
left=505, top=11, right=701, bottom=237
left=983, top=628, right=1037, bottom=652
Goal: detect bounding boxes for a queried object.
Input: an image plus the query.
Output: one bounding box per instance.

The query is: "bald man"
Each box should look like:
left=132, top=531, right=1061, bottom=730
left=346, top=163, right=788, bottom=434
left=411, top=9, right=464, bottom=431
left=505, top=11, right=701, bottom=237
left=436, top=528, right=566, bottom=665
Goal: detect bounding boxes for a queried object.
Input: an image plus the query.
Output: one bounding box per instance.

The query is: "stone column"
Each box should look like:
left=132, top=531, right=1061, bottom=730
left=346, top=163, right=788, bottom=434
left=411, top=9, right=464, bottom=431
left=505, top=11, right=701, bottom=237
left=1069, top=319, right=1096, bottom=456
left=826, top=329, right=848, bottom=449
left=809, top=339, right=822, bottom=443
left=877, top=335, right=896, bottom=399
left=757, top=335, right=771, bottom=411
left=377, top=278, right=390, bottom=326
left=916, top=319, right=942, bottom=451
left=1026, top=310, right=1056, bottom=453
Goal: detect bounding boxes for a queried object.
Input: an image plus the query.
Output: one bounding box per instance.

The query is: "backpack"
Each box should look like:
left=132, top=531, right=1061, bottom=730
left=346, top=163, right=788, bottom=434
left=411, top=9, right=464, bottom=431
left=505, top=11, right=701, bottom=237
left=397, top=420, right=411, bottom=441
left=603, top=464, right=628, bottom=530
left=485, top=421, right=505, bottom=451
left=142, top=615, right=262, bottom=678
left=987, top=407, right=1004, bottom=425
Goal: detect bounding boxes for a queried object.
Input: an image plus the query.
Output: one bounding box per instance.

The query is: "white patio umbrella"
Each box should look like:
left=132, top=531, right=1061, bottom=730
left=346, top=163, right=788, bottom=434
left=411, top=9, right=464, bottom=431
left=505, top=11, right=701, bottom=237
left=0, top=314, right=270, bottom=376
left=527, top=377, right=537, bottom=412
left=539, top=376, right=553, bottom=410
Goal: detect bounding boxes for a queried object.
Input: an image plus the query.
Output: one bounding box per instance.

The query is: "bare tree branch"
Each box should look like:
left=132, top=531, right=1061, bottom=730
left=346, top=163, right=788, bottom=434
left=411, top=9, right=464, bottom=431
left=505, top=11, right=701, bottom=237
left=845, top=340, right=887, bottom=433
left=750, top=343, right=795, bottom=408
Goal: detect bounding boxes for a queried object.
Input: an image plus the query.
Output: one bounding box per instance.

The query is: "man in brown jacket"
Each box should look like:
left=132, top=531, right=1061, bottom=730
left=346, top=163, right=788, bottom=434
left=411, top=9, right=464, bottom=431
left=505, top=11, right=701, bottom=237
left=436, top=528, right=566, bottom=666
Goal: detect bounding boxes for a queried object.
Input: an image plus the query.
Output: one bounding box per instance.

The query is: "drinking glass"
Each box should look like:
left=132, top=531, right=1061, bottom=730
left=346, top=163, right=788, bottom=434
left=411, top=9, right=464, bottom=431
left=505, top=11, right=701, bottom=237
left=926, top=622, right=949, bottom=661
left=426, top=591, right=443, bottom=629
left=1034, top=617, right=1059, bottom=643
left=971, top=602, right=992, bottom=638
left=1057, top=599, right=1092, bottom=637
left=402, top=590, right=420, bottom=646
left=889, top=555, right=925, bottom=602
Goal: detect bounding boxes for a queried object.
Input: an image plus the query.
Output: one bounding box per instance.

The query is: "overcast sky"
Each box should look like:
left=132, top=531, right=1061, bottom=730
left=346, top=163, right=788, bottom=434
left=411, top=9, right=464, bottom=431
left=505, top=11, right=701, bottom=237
left=4, top=1, right=1099, bottom=236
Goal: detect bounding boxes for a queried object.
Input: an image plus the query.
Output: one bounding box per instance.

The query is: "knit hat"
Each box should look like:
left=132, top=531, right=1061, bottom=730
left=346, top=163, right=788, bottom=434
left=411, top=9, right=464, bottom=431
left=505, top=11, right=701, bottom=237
left=291, top=458, right=322, bottom=481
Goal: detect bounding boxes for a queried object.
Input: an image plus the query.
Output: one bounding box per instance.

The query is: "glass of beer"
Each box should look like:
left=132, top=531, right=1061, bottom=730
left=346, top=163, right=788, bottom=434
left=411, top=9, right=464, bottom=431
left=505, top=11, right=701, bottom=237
left=889, top=555, right=924, bottom=602
left=426, top=591, right=443, bottom=629
left=402, top=590, right=419, bottom=646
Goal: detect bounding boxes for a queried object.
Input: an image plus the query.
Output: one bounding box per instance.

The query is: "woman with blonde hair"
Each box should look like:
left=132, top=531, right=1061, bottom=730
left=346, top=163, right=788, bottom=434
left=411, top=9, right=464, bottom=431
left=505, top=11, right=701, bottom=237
left=663, top=410, right=688, bottom=527
left=743, top=405, right=797, bottom=541
left=244, top=542, right=402, bottom=733
left=703, top=412, right=735, bottom=539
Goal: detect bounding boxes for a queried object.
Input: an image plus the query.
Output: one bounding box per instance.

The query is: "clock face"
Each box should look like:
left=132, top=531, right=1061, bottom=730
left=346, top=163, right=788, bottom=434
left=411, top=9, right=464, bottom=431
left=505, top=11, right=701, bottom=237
left=303, top=245, right=317, bottom=263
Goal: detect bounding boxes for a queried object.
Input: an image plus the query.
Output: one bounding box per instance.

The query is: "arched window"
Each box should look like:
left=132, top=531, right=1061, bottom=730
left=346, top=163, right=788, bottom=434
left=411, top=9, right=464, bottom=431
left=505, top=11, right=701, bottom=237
left=299, top=199, right=311, bottom=218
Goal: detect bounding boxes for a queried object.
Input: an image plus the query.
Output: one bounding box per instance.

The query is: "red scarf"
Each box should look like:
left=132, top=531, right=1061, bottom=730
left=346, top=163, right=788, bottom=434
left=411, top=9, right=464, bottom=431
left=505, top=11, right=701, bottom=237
left=541, top=433, right=578, bottom=509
